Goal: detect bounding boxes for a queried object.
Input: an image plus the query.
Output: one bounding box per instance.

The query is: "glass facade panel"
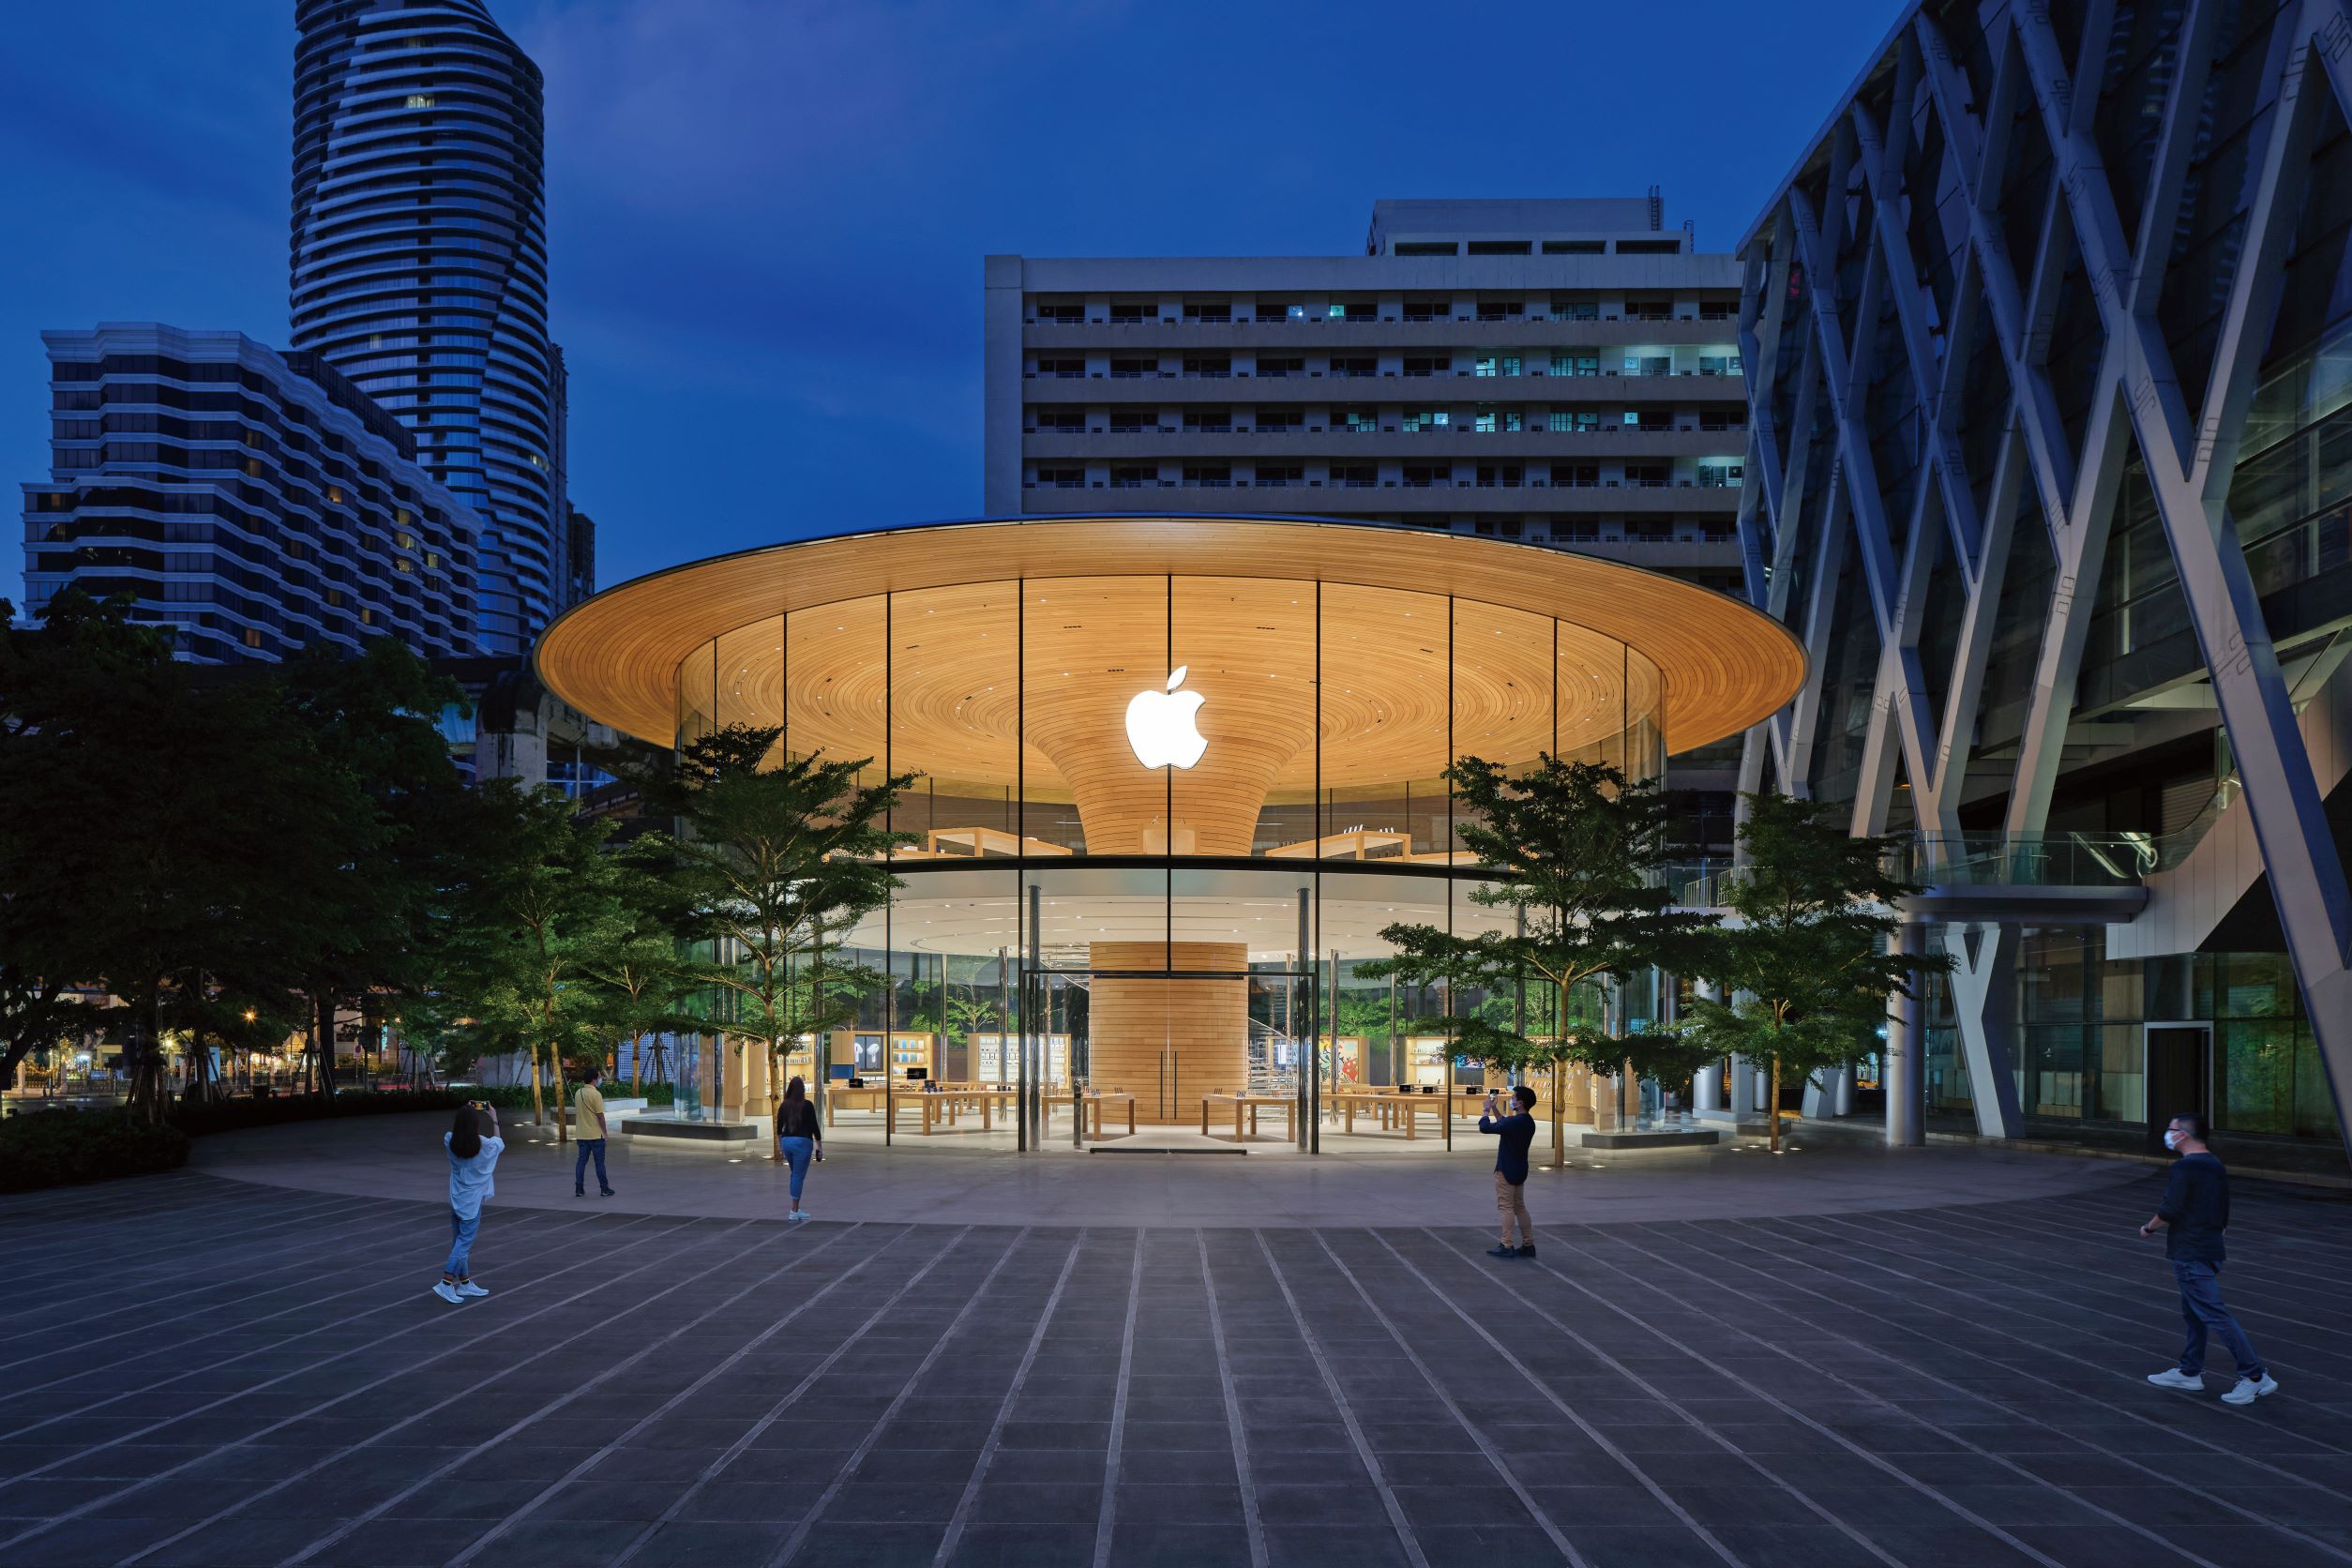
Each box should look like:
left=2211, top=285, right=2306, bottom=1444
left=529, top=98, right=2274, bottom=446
left=889, top=583, right=1018, bottom=856
left=1169, top=576, right=1313, bottom=857
left=677, top=577, right=1667, bottom=868
left=662, top=568, right=1687, bottom=1145
left=784, top=594, right=887, bottom=783
left=712, top=617, right=781, bottom=761
left=2008, top=927, right=2328, bottom=1142
left=1320, top=583, right=1453, bottom=862
left=1023, top=577, right=1164, bottom=855
left=676, top=638, right=716, bottom=747
left=2222, top=1018, right=2298, bottom=1134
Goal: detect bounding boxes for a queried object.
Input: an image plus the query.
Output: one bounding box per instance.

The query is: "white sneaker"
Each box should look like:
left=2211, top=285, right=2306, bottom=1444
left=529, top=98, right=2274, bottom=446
left=2147, top=1368, right=2204, bottom=1391
left=2221, top=1374, right=2278, bottom=1406
left=431, top=1281, right=462, bottom=1305
left=456, top=1281, right=489, bottom=1298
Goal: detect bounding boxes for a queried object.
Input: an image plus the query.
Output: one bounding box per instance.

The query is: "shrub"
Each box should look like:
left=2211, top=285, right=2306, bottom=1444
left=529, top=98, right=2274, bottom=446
left=0, top=1108, right=188, bottom=1193
left=170, top=1087, right=463, bottom=1138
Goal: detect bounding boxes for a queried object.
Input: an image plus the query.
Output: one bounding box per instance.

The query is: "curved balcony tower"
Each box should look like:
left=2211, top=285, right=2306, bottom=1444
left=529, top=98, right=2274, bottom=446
left=292, top=0, right=558, bottom=654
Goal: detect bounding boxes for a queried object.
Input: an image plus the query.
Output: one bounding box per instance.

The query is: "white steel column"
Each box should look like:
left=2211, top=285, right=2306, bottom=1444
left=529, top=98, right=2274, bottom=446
left=1885, top=920, right=1926, bottom=1147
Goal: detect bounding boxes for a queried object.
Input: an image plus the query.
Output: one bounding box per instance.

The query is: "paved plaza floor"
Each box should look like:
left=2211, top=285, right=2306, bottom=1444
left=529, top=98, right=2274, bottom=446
left=2, top=1118, right=2348, bottom=1567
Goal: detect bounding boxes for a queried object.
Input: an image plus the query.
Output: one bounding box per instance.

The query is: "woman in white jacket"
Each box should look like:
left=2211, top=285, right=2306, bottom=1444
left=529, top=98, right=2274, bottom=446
left=435, top=1102, right=505, bottom=1304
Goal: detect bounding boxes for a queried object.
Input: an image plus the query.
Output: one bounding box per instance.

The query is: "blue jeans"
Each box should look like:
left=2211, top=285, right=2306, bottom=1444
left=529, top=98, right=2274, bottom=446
left=445, top=1209, right=481, bottom=1278
left=2174, top=1259, right=2264, bottom=1380
left=574, top=1138, right=610, bottom=1193
left=778, top=1136, right=815, bottom=1201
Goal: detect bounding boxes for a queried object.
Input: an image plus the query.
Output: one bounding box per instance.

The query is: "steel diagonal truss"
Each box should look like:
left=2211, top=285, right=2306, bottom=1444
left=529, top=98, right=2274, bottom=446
left=1739, top=0, right=2352, bottom=1145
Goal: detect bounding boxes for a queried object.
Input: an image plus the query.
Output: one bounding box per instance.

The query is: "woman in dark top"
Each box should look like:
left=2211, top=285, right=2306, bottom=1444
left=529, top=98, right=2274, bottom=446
left=775, top=1077, right=822, bottom=1222
left=1479, top=1085, right=1540, bottom=1259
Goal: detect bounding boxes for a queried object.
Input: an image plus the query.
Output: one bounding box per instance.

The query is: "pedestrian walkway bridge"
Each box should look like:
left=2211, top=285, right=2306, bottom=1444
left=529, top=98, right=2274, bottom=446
left=1664, top=813, right=2248, bottom=925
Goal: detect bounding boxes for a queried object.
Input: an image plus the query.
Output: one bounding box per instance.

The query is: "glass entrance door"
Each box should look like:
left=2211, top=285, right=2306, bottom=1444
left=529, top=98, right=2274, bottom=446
left=1024, top=961, right=1311, bottom=1139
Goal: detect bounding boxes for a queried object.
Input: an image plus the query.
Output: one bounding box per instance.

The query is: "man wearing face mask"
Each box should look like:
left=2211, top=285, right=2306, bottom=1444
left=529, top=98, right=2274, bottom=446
left=2142, top=1112, right=2275, bottom=1405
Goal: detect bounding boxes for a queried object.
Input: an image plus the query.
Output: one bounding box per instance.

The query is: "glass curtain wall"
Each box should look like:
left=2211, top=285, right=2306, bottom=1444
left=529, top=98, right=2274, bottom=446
left=671, top=575, right=1665, bottom=1145
left=2011, top=927, right=2335, bottom=1146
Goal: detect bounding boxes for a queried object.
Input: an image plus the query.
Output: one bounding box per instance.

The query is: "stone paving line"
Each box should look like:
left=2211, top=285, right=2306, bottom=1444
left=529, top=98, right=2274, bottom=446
left=0, top=1203, right=628, bottom=1420
left=1547, top=1207, right=2352, bottom=1563
left=136, top=1218, right=842, bottom=1567
left=1556, top=1216, right=2352, bottom=1501
left=286, top=1221, right=880, bottom=1568
left=0, top=1170, right=2346, bottom=1567
left=1399, top=1226, right=2290, bottom=1568
left=0, top=1208, right=705, bottom=1557
left=0, top=1196, right=472, bottom=1375
left=1194, top=1229, right=1272, bottom=1568
left=1787, top=1208, right=2352, bottom=1399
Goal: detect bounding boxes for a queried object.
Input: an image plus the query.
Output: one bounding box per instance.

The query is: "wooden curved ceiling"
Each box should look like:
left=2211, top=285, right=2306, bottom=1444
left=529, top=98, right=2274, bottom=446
left=536, top=517, right=1803, bottom=765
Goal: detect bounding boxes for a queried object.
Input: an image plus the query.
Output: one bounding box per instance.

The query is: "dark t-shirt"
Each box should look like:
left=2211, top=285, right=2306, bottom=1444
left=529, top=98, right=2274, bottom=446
left=1480, top=1109, right=1537, bottom=1184
left=2157, top=1151, right=2228, bottom=1262
left=776, top=1100, right=822, bottom=1140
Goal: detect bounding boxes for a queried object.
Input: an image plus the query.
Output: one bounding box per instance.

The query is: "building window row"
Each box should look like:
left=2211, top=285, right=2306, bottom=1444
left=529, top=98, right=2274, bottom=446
left=933, top=514, right=1729, bottom=548
left=1026, top=349, right=1741, bottom=380
left=1028, top=459, right=1743, bottom=490
left=1027, top=294, right=1738, bottom=324
left=1027, top=405, right=1749, bottom=435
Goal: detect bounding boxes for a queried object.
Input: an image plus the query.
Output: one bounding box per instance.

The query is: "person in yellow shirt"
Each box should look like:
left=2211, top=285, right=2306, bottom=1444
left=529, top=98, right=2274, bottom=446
left=573, top=1065, right=614, bottom=1198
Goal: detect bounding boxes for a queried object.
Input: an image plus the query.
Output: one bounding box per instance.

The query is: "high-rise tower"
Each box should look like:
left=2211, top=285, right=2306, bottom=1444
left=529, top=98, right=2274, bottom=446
left=291, top=0, right=560, bottom=655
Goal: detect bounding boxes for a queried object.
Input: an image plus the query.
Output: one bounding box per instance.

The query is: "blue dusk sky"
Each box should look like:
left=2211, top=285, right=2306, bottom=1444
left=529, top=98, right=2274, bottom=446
left=0, top=0, right=1895, bottom=611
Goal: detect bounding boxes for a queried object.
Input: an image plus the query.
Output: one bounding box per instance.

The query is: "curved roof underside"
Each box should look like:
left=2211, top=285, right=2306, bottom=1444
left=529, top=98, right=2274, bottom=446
left=535, top=516, right=1804, bottom=756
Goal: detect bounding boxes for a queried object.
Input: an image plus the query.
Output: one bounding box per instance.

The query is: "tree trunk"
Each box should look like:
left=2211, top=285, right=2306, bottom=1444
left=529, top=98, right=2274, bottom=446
left=770, top=1043, right=785, bottom=1162
left=124, top=988, right=168, bottom=1126
left=551, top=1046, right=571, bottom=1146
left=1550, top=1056, right=1566, bottom=1168
left=528, top=1045, right=547, bottom=1130
left=1769, top=1055, right=1783, bottom=1153
left=184, top=1033, right=219, bottom=1106
left=629, top=1032, right=643, bottom=1093
left=305, top=994, right=323, bottom=1096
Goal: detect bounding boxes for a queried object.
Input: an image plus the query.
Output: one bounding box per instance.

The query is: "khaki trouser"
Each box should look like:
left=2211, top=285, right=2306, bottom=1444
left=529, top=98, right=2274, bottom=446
left=1494, top=1169, right=1531, bottom=1247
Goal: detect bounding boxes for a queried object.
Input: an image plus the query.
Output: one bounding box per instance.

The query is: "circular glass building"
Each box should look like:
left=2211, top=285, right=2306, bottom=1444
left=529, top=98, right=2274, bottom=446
left=538, top=517, right=1803, bottom=1138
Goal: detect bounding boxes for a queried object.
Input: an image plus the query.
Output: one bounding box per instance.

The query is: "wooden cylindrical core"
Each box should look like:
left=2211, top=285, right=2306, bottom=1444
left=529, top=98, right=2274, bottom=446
left=1086, top=941, right=1248, bottom=1123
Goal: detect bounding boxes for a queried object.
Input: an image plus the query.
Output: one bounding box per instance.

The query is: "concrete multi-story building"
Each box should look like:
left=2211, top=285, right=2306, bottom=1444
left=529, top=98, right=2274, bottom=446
left=1737, top=0, right=2352, bottom=1163
left=290, top=0, right=566, bottom=656
left=20, top=324, right=479, bottom=663
left=984, top=197, right=1749, bottom=596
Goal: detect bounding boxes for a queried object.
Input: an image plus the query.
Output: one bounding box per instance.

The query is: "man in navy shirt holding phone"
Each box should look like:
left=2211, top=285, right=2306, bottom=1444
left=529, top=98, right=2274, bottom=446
left=1481, top=1085, right=1539, bottom=1259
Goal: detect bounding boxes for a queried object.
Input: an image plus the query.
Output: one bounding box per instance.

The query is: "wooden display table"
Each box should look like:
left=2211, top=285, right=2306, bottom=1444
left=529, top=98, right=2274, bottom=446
left=1333, top=1088, right=1410, bottom=1136
left=1335, top=1089, right=1490, bottom=1138
left=907, top=1086, right=1019, bottom=1134
left=1046, top=1091, right=1138, bottom=1140
left=1199, top=1092, right=1298, bottom=1141
left=927, top=826, right=1073, bottom=858
left=826, top=1084, right=1023, bottom=1133
left=1266, top=828, right=1412, bottom=861
left=823, top=1084, right=888, bottom=1123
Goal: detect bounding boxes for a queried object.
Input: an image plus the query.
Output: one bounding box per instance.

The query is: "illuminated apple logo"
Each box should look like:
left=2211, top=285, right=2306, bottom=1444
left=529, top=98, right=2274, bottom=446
left=1125, top=666, right=1208, bottom=769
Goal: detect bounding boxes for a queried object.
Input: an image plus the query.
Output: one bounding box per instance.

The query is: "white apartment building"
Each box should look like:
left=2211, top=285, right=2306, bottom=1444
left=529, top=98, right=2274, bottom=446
left=983, top=196, right=1748, bottom=596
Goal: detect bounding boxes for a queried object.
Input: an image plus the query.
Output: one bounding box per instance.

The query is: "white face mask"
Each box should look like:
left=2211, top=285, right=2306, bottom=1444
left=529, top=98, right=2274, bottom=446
left=2163, top=1128, right=2185, bottom=1151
